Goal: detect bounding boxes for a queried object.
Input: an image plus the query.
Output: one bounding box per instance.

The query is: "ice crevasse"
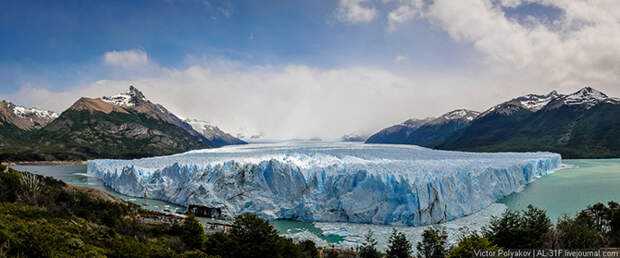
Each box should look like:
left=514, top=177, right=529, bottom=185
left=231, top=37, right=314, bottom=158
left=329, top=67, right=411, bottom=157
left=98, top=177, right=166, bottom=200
left=87, top=142, right=561, bottom=226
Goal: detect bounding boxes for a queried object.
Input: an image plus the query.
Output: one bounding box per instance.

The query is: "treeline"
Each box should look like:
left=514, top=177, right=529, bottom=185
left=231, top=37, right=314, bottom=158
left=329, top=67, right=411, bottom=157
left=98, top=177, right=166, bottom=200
left=357, top=204, right=620, bottom=258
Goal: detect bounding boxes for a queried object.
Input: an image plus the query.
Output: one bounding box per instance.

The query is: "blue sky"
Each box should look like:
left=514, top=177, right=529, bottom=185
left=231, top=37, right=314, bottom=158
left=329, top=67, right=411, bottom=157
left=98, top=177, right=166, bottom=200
left=1, top=0, right=619, bottom=139
left=1, top=0, right=476, bottom=92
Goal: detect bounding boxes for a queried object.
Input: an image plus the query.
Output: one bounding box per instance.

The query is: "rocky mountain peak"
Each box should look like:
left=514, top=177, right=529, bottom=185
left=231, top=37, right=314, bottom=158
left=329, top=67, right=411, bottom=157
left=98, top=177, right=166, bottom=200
left=544, top=86, right=616, bottom=110
left=425, top=109, right=480, bottom=126
left=101, top=85, right=148, bottom=107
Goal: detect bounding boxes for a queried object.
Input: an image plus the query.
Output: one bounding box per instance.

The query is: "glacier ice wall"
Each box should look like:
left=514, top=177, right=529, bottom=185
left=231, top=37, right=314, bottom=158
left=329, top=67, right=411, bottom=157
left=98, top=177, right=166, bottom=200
left=87, top=142, right=561, bottom=226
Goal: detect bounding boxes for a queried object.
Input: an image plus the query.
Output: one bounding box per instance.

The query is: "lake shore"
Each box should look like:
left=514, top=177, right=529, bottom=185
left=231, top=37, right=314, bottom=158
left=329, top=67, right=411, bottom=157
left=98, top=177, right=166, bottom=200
left=1, top=160, right=87, bottom=166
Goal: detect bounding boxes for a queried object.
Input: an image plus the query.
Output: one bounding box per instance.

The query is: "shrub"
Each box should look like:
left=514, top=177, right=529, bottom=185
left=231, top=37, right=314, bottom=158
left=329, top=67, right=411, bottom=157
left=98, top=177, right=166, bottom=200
left=448, top=231, right=498, bottom=258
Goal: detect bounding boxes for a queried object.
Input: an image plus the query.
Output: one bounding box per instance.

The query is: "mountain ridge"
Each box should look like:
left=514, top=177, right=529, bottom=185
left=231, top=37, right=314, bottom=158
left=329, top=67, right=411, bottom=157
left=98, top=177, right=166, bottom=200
left=367, top=87, right=620, bottom=158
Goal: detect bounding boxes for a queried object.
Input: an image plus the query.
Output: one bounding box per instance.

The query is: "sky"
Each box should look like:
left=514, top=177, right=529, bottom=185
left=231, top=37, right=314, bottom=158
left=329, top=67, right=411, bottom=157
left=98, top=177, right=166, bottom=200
left=1, top=0, right=620, bottom=139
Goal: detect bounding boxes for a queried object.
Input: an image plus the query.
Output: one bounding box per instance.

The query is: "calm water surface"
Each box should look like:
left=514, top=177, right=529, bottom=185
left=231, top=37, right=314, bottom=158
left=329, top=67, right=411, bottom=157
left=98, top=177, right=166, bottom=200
left=499, top=159, right=620, bottom=221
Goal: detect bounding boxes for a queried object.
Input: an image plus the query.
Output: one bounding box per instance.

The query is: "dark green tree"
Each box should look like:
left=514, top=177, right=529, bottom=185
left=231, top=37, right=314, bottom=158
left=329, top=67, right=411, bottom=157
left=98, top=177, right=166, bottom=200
left=387, top=228, right=412, bottom=258
left=608, top=201, right=620, bottom=246
left=298, top=239, right=320, bottom=258
left=521, top=205, right=552, bottom=248
left=555, top=215, right=600, bottom=248
left=484, top=205, right=551, bottom=248
left=448, top=231, right=498, bottom=258
left=416, top=227, right=447, bottom=258
left=203, top=232, right=239, bottom=258
left=229, top=213, right=280, bottom=258
left=181, top=214, right=206, bottom=250
left=573, top=201, right=620, bottom=246
left=360, top=230, right=381, bottom=258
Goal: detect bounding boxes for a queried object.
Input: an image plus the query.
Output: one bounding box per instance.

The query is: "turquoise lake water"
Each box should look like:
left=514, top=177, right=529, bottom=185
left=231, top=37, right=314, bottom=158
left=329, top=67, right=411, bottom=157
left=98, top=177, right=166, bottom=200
left=499, top=159, right=620, bottom=221
left=12, top=158, right=620, bottom=245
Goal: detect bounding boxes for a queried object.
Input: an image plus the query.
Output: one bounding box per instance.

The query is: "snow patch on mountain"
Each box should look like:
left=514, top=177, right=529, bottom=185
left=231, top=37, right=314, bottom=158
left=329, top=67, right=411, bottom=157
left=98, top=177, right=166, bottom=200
left=12, top=105, right=59, bottom=120
left=518, top=90, right=560, bottom=111
left=561, top=87, right=610, bottom=109
left=101, top=86, right=147, bottom=107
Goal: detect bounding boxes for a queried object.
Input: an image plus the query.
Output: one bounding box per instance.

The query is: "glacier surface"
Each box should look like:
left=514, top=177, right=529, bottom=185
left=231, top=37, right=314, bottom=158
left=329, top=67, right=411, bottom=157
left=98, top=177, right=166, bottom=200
left=87, top=142, right=561, bottom=226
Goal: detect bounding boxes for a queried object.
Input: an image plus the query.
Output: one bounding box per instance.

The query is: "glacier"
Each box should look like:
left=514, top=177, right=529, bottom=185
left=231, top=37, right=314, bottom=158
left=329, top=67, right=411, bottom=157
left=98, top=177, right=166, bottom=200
left=87, top=142, right=561, bottom=226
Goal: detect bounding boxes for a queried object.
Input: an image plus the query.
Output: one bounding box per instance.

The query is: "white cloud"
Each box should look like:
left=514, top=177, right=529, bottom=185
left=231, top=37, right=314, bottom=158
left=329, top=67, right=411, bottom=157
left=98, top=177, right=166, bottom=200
left=418, top=0, right=620, bottom=93
left=387, top=0, right=423, bottom=31
left=337, top=0, right=377, bottom=23
left=104, top=49, right=149, bottom=69
left=11, top=58, right=497, bottom=140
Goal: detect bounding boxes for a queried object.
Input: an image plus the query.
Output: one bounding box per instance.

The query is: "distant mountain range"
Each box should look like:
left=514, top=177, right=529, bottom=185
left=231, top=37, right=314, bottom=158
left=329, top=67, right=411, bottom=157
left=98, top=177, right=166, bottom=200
left=366, top=87, right=620, bottom=158
left=0, top=86, right=244, bottom=161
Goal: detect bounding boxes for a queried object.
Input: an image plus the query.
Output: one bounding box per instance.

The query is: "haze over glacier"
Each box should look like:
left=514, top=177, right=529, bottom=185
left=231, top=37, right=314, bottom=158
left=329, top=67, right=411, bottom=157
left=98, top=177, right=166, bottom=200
left=88, top=142, right=561, bottom=226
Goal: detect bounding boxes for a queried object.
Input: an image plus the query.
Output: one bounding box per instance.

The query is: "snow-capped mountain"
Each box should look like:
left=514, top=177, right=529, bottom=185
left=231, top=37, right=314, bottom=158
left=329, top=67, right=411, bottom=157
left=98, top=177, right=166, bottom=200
left=479, top=90, right=561, bottom=118
left=480, top=87, right=619, bottom=117
left=0, top=100, right=58, bottom=130
left=184, top=119, right=246, bottom=146
left=425, top=109, right=480, bottom=125
left=544, top=86, right=620, bottom=110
